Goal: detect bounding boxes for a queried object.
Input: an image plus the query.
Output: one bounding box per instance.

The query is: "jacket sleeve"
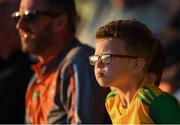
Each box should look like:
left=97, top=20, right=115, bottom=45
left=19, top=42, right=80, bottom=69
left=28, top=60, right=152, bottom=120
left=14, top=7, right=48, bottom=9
left=59, top=62, right=110, bottom=123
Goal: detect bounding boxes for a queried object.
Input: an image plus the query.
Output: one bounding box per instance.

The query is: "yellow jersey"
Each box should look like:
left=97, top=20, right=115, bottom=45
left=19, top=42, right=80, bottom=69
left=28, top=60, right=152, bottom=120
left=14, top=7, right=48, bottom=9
left=105, top=78, right=180, bottom=124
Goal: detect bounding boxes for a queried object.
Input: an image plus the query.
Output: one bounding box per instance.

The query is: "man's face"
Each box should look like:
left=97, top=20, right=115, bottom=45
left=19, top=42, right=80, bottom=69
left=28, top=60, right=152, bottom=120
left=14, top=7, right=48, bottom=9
left=16, top=0, right=54, bottom=55
left=94, top=38, right=135, bottom=88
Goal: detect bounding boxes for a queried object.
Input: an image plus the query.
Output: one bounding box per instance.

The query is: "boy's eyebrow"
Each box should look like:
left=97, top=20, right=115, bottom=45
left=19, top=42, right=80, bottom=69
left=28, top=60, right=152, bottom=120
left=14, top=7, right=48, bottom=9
left=103, top=52, right=113, bottom=54
left=94, top=52, right=112, bottom=55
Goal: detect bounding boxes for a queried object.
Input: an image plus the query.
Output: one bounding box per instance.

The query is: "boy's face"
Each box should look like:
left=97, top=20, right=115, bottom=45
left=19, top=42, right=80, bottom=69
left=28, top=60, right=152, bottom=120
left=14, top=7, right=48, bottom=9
left=94, top=38, right=136, bottom=88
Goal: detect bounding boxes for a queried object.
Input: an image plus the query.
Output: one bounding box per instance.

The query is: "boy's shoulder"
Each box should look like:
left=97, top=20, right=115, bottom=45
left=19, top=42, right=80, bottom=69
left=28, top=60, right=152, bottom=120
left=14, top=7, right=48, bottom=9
left=105, top=89, right=119, bottom=111
left=137, top=84, right=163, bottom=106
left=136, top=83, right=178, bottom=107
left=105, top=90, right=118, bottom=102
left=137, top=84, right=180, bottom=123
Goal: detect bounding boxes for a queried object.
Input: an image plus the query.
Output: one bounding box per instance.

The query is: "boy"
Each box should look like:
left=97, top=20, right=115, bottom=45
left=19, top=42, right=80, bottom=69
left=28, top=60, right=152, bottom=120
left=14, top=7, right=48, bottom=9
left=89, top=20, right=180, bottom=124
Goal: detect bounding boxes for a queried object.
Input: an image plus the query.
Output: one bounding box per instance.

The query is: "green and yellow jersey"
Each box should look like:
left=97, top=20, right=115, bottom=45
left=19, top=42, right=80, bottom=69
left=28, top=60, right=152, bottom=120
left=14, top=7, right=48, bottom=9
left=105, top=77, right=180, bottom=124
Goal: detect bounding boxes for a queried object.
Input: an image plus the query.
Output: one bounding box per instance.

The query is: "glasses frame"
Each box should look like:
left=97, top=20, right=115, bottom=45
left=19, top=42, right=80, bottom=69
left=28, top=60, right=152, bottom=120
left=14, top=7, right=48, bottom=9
left=11, top=10, right=61, bottom=23
left=89, top=54, right=138, bottom=65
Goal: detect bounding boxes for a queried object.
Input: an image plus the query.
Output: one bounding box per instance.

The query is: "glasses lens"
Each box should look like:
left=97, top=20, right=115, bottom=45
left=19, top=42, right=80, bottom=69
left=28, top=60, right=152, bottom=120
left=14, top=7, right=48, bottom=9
left=101, top=55, right=111, bottom=64
left=89, top=55, right=99, bottom=65
left=12, top=11, right=20, bottom=23
left=11, top=11, right=37, bottom=23
left=23, top=11, right=37, bottom=22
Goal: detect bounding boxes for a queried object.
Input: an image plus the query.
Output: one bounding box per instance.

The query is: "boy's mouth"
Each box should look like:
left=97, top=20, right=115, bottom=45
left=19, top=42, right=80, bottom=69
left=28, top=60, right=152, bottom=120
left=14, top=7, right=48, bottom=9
left=97, top=71, right=106, bottom=78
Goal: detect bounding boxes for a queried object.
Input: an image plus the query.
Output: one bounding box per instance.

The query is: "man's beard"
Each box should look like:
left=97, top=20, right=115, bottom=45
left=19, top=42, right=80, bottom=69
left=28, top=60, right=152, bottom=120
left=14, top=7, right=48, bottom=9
left=21, top=22, right=54, bottom=55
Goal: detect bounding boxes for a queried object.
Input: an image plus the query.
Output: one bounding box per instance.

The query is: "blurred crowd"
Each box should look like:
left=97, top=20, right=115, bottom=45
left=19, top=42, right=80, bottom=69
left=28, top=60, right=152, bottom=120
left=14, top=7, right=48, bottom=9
left=75, top=0, right=180, bottom=100
left=0, top=0, right=179, bottom=123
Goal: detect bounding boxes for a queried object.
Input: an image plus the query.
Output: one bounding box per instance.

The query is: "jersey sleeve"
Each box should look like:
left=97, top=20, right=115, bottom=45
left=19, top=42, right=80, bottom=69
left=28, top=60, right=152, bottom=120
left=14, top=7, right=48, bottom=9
left=105, top=90, right=117, bottom=111
left=149, top=93, right=180, bottom=124
left=137, top=86, right=180, bottom=124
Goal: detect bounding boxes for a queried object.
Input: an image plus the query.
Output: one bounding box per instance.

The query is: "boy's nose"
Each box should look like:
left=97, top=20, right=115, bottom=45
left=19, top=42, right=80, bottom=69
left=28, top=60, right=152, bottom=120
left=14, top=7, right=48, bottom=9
left=96, top=59, right=104, bottom=68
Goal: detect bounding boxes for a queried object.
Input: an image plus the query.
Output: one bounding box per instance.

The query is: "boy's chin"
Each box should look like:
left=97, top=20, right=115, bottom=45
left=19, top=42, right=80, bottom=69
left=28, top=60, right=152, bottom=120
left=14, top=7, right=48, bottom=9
left=98, top=81, right=110, bottom=88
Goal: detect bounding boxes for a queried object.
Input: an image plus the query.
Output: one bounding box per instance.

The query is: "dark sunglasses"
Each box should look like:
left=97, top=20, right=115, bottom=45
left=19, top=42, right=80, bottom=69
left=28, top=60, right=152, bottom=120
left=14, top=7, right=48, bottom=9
left=89, top=54, right=138, bottom=65
left=11, top=10, right=61, bottom=23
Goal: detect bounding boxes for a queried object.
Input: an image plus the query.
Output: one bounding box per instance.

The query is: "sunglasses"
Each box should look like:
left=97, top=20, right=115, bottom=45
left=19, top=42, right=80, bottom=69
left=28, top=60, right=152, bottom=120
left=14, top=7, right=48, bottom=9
left=89, top=54, right=138, bottom=65
left=11, top=10, right=61, bottom=23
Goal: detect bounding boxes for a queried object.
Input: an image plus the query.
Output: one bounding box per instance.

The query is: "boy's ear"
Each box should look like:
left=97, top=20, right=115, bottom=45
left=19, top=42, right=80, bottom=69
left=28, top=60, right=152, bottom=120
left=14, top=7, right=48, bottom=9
left=131, top=58, right=145, bottom=73
left=52, top=14, right=68, bottom=32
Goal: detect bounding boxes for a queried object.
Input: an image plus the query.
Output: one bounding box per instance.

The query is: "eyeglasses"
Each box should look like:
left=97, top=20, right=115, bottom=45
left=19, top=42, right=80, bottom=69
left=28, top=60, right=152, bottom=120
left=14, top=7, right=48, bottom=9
left=89, top=54, right=138, bottom=65
left=11, top=10, right=61, bottom=23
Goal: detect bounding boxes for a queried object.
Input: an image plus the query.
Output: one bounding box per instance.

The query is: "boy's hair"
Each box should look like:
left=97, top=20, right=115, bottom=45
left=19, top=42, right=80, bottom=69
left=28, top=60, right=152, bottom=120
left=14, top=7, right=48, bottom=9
left=47, top=0, right=77, bottom=34
left=148, top=39, right=166, bottom=86
left=96, top=19, right=161, bottom=72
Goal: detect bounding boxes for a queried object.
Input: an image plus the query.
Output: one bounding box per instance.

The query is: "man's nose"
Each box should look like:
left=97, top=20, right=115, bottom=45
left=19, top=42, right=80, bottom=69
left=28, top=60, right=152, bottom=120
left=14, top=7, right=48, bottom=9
left=16, top=17, right=28, bottom=31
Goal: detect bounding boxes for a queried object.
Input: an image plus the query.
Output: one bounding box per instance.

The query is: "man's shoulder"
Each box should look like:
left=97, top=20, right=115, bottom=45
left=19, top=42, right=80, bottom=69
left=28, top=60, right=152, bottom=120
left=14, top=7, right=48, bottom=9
left=74, top=43, right=94, bottom=56
left=62, top=43, right=94, bottom=68
left=67, top=41, right=94, bottom=59
left=56, top=41, right=95, bottom=77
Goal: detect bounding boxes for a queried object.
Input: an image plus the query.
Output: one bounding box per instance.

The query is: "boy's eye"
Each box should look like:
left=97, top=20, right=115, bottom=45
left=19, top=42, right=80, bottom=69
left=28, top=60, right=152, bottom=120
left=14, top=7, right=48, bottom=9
left=89, top=55, right=99, bottom=65
left=89, top=54, right=114, bottom=65
left=102, top=55, right=111, bottom=64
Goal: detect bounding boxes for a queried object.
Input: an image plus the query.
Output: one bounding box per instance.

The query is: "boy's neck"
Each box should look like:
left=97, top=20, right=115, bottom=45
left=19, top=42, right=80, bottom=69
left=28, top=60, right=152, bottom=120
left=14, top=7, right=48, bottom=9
left=116, top=75, right=145, bottom=108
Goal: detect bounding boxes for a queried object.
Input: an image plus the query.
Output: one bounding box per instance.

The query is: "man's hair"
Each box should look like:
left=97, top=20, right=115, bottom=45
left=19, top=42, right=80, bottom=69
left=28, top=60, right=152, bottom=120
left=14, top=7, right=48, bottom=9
left=96, top=19, right=161, bottom=72
left=148, top=38, right=166, bottom=86
left=47, top=0, right=77, bottom=34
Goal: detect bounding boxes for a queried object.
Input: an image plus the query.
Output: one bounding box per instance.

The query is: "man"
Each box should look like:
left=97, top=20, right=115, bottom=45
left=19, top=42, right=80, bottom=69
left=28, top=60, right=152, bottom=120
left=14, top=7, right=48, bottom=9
left=12, top=0, right=110, bottom=124
left=0, top=0, right=33, bottom=123
left=89, top=19, right=180, bottom=124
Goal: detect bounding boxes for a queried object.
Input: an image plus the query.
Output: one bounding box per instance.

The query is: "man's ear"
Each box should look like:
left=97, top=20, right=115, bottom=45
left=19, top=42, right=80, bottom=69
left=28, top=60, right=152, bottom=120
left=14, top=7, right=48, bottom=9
left=52, top=14, right=68, bottom=32
left=131, top=58, right=145, bottom=73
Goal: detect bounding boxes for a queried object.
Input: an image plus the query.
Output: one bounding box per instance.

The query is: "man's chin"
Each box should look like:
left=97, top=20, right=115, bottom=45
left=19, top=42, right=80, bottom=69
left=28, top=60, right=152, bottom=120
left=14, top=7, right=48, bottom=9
left=21, top=45, right=36, bottom=54
left=21, top=47, right=28, bottom=53
left=21, top=45, right=30, bottom=53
